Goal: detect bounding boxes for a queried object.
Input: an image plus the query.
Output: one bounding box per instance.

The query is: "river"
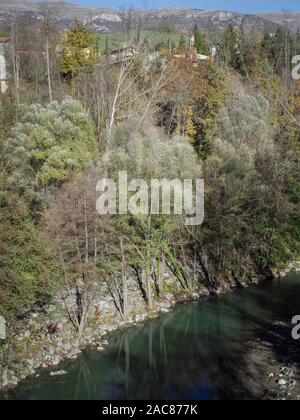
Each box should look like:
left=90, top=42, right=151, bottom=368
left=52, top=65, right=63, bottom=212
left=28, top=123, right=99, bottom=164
left=3, top=273, right=300, bottom=400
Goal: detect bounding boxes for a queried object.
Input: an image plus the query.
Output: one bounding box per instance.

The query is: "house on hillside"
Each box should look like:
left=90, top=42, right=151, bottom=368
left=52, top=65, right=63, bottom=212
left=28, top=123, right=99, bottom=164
left=0, top=37, right=10, bottom=94
left=172, top=36, right=216, bottom=64
left=109, top=45, right=139, bottom=64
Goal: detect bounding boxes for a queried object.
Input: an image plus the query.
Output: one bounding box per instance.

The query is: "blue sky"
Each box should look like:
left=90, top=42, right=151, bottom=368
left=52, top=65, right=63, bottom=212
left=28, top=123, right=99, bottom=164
left=71, top=0, right=300, bottom=13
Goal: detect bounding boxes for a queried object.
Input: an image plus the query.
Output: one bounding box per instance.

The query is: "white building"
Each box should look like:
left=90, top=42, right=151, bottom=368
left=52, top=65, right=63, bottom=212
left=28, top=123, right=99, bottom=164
left=0, top=37, right=9, bottom=94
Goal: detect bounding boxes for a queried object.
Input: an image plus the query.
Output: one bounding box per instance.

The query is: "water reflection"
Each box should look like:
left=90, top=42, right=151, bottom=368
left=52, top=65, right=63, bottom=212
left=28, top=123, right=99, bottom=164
left=4, top=274, right=300, bottom=400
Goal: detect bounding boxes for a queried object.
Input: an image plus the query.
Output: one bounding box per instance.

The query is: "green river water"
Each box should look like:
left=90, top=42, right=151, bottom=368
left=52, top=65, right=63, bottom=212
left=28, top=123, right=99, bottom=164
left=3, top=273, right=300, bottom=400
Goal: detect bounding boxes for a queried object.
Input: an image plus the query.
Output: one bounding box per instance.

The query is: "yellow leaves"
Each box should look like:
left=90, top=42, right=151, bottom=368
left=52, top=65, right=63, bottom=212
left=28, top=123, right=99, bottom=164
left=186, top=107, right=197, bottom=139
left=60, top=21, right=99, bottom=77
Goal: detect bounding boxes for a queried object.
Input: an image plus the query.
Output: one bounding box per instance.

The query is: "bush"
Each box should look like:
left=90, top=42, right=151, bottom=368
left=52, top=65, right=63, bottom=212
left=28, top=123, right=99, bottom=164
left=5, top=99, right=97, bottom=205
left=0, top=174, right=60, bottom=321
left=192, top=93, right=300, bottom=288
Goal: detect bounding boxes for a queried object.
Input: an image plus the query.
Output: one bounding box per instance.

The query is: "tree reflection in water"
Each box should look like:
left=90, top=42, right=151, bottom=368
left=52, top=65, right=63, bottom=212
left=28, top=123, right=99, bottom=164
left=4, top=274, right=300, bottom=400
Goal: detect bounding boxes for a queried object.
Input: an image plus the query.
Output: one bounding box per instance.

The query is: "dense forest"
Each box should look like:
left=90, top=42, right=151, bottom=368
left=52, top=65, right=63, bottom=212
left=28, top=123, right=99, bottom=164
left=0, top=4, right=300, bottom=379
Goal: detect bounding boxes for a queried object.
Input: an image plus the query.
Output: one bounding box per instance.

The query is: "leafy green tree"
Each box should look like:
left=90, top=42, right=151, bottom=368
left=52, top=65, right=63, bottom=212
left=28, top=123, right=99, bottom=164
left=107, top=120, right=202, bottom=304
left=258, top=58, right=274, bottom=77
left=0, top=174, right=59, bottom=321
left=192, top=62, right=227, bottom=159
left=60, top=20, right=98, bottom=78
left=189, top=93, right=300, bottom=290
left=261, top=32, right=274, bottom=61
left=193, top=25, right=210, bottom=55
left=178, top=34, right=186, bottom=50
left=5, top=99, right=97, bottom=206
left=219, top=25, right=240, bottom=71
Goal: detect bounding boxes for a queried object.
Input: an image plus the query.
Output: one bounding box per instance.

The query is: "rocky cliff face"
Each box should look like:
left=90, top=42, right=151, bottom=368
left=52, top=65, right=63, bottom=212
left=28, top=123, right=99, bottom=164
left=0, top=1, right=299, bottom=34
left=260, top=13, right=300, bottom=32
left=141, top=9, right=280, bottom=33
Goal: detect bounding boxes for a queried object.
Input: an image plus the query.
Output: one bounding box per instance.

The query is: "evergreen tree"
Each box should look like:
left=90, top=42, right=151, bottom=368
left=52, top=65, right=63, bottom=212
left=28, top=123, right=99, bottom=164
left=261, top=32, right=274, bottom=61
left=104, top=36, right=109, bottom=55
left=178, top=34, right=186, bottom=50
left=60, top=20, right=98, bottom=78
left=219, top=25, right=240, bottom=70
left=193, top=25, right=210, bottom=55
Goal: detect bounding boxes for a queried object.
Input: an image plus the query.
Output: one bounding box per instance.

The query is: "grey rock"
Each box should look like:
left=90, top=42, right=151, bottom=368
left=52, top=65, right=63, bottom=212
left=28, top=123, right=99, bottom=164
left=2, top=369, right=8, bottom=387
left=278, top=379, right=287, bottom=386
left=67, top=348, right=81, bottom=360
left=160, top=308, right=170, bottom=313
left=0, top=3, right=288, bottom=35
left=50, top=370, right=67, bottom=377
left=135, top=314, right=146, bottom=322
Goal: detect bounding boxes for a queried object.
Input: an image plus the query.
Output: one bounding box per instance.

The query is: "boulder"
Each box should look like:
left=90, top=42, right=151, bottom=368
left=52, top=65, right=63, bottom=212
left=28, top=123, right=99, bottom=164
left=278, top=379, right=287, bottom=386
left=50, top=370, right=67, bottom=377
left=67, top=348, right=81, bottom=360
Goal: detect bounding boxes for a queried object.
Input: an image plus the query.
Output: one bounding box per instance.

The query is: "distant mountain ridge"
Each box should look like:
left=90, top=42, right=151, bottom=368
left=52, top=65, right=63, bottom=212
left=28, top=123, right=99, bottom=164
left=0, top=1, right=300, bottom=34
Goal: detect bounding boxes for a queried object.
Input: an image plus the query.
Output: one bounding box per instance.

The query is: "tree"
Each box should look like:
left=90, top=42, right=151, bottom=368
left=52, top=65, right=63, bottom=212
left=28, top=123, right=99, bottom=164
left=104, top=36, right=109, bottom=55
left=219, top=25, right=240, bottom=71
left=0, top=173, right=59, bottom=321
left=44, top=168, right=105, bottom=335
left=193, top=25, right=210, bottom=55
left=192, top=61, right=227, bottom=158
left=178, top=34, right=186, bottom=50
left=159, top=60, right=208, bottom=136
left=38, top=2, right=62, bottom=102
left=60, top=20, right=98, bottom=79
left=261, top=32, right=274, bottom=61
left=108, top=119, right=202, bottom=306
left=188, top=92, right=300, bottom=290
left=5, top=99, right=97, bottom=208
left=9, top=17, right=20, bottom=112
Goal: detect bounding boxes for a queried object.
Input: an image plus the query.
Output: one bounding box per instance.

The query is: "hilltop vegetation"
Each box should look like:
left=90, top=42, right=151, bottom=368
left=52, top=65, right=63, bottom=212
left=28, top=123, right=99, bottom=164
left=98, top=31, right=185, bottom=54
left=0, top=16, right=299, bottom=357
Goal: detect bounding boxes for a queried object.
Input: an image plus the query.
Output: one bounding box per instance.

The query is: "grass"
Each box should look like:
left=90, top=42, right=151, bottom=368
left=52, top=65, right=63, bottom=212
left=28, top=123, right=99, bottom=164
left=97, top=31, right=188, bottom=54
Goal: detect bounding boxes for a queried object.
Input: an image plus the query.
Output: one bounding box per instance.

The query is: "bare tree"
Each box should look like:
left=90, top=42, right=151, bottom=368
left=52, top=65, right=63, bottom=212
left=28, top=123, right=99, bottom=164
left=9, top=17, right=20, bottom=112
left=44, top=168, right=105, bottom=335
left=38, top=1, right=63, bottom=102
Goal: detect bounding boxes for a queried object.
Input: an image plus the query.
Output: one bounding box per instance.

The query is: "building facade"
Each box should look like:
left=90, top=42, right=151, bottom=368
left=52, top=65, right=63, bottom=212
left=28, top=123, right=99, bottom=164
left=0, top=37, right=9, bottom=94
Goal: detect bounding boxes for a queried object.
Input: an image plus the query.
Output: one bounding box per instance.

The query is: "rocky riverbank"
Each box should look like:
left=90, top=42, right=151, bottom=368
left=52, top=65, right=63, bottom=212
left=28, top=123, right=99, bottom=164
left=272, top=260, right=300, bottom=279
left=0, top=268, right=212, bottom=392
left=1, top=259, right=299, bottom=395
left=243, top=321, right=300, bottom=400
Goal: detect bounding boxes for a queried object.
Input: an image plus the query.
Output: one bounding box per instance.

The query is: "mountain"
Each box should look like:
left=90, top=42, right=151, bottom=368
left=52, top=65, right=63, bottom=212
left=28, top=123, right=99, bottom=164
left=142, top=9, right=280, bottom=33
left=260, top=13, right=300, bottom=32
left=0, top=1, right=299, bottom=34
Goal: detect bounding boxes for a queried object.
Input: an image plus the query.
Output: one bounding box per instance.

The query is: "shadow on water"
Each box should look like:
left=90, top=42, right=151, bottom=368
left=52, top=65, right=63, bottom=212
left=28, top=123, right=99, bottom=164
left=3, top=273, right=300, bottom=400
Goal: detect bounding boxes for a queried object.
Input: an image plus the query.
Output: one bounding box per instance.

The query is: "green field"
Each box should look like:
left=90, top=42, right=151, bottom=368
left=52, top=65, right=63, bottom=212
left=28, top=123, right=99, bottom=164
left=98, top=31, right=188, bottom=53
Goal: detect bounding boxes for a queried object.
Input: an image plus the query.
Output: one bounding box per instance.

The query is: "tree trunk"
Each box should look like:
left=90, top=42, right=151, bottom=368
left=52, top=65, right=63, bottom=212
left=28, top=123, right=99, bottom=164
left=46, top=36, right=53, bottom=102
left=120, top=239, right=128, bottom=321
left=146, top=266, right=153, bottom=309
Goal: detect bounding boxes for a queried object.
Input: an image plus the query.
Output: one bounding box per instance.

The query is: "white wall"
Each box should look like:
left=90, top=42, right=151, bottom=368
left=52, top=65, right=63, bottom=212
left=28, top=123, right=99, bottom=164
left=0, top=51, right=7, bottom=81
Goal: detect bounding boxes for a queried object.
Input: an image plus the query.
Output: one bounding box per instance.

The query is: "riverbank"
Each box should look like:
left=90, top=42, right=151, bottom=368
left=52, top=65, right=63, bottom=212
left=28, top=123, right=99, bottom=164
left=0, top=268, right=213, bottom=392
left=1, top=260, right=300, bottom=396
left=243, top=321, right=300, bottom=400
